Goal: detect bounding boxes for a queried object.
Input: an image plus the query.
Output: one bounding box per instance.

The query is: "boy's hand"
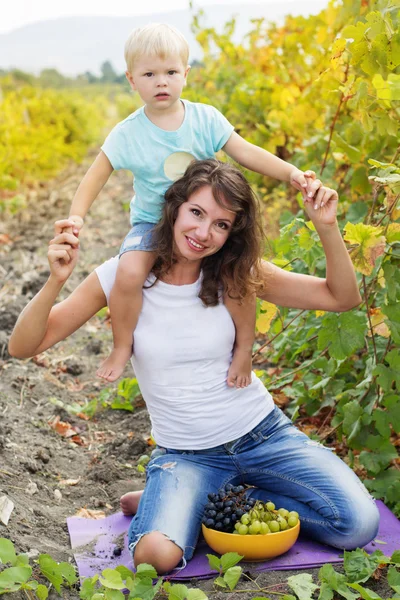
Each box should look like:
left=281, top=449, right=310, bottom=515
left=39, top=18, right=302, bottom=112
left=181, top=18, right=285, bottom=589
left=289, top=169, right=318, bottom=201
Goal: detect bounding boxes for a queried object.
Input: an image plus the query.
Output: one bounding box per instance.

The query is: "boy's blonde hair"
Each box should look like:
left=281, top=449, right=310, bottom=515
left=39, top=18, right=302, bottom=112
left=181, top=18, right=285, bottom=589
left=124, top=23, right=190, bottom=73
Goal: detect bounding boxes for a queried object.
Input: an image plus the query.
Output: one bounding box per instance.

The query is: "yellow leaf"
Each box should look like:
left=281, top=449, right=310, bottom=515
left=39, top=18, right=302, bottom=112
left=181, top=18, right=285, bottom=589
left=368, top=308, right=391, bottom=338
left=257, top=301, right=278, bottom=333
left=344, top=222, right=386, bottom=275
left=387, top=223, right=400, bottom=243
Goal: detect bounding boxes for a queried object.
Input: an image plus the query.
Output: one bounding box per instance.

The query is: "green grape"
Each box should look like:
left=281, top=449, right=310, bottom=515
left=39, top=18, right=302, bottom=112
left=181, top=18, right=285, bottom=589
left=269, top=520, right=280, bottom=532
left=241, top=514, right=250, bottom=525
left=233, top=531, right=240, bottom=534
left=235, top=522, right=241, bottom=531
left=238, top=524, right=248, bottom=535
left=263, top=511, right=272, bottom=521
left=288, top=511, right=299, bottom=519
left=266, top=502, right=275, bottom=511
left=278, top=508, right=289, bottom=518
left=288, top=515, right=299, bottom=528
left=278, top=517, right=288, bottom=530
left=249, top=520, right=261, bottom=534
left=260, top=522, right=270, bottom=534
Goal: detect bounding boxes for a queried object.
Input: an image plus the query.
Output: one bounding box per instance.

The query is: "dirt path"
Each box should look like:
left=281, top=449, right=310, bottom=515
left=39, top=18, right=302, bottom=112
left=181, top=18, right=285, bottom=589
left=1, top=157, right=150, bottom=562
left=0, top=159, right=393, bottom=599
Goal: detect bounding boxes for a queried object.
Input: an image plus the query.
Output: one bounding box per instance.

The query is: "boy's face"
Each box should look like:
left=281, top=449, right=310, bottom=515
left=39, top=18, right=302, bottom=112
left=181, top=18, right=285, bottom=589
left=126, top=55, right=190, bottom=111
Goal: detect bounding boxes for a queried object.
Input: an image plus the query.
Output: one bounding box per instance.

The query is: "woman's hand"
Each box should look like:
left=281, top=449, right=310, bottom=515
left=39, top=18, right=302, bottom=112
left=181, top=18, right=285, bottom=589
left=48, top=219, right=80, bottom=282
left=303, top=182, right=338, bottom=228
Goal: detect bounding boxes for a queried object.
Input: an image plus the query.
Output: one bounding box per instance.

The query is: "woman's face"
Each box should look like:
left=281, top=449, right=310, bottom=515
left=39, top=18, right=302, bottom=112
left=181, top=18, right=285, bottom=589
left=173, top=185, right=235, bottom=263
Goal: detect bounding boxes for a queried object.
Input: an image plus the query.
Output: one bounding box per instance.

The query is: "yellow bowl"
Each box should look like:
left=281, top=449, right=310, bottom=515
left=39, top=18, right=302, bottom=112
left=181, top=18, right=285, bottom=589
left=202, top=521, right=300, bottom=561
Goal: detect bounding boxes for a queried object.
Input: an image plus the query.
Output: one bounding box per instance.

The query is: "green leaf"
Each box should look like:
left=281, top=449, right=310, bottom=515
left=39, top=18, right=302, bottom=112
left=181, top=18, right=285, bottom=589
left=130, top=576, right=161, bottom=600
left=214, top=576, right=227, bottom=588
left=186, top=589, right=208, bottom=600
left=58, top=561, right=77, bottom=585
left=359, top=441, right=398, bottom=474
left=105, top=591, right=126, bottom=600
left=206, top=554, right=221, bottom=573
left=392, top=551, right=400, bottom=564
left=318, top=313, right=366, bottom=360
left=347, top=583, right=382, bottom=600
left=220, top=552, right=243, bottom=573
left=38, top=555, right=63, bottom=593
left=344, top=548, right=383, bottom=583
left=36, top=584, right=49, bottom=600
left=372, top=409, right=391, bottom=438
left=135, top=563, right=157, bottom=580
left=0, top=538, right=16, bottom=565
left=287, top=573, right=319, bottom=600
left=388, top=566, right=400, bottom=593
left=318, top=582, right=334, bottom=600
left=0, top=566, right=32, bottom=589
left=223, top=566, right=242, bottom=590
left=342, top=401, right=363, bottom=440
left=318, top=564, right=359, bottom=600
left=115, top=565, right=136, bottom=581
left=168, top=583, right=188, bottom=600
left=79, top=576, right=99, bottom=600
left=99, top=569, right=125, bottom=590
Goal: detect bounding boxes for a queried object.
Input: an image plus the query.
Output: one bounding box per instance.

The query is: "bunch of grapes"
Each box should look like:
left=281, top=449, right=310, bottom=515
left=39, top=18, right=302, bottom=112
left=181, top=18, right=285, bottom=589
left=234, top=501, right=299, bottom=535
left=202, top=485, right=300, bottom=535
left=201, top=484, right=257, bottom=533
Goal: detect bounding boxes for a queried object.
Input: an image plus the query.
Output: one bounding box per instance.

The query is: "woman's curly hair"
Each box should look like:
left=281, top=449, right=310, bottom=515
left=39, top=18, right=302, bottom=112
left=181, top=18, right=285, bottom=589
left=152, top=159, right=265, bottom=307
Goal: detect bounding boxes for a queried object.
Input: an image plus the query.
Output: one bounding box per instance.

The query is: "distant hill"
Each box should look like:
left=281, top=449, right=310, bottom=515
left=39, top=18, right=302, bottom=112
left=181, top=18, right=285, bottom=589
left=0, top=1, right=327, bottom=76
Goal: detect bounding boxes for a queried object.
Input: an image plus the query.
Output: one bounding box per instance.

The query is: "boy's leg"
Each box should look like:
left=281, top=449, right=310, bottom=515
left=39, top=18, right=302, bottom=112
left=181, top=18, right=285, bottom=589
left=97, top=250, right=156, bottom=382
left=224, top=292, right=256, bottom=388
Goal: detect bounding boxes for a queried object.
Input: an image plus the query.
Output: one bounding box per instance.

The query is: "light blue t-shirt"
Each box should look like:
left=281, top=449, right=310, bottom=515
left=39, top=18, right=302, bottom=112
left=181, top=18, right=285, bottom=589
left=101, top=99, right=234, bottom=225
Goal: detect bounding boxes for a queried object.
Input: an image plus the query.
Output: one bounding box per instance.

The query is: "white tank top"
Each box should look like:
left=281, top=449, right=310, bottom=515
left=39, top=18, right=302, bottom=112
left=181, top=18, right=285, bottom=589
left=96, top=257, right=274, bottom=449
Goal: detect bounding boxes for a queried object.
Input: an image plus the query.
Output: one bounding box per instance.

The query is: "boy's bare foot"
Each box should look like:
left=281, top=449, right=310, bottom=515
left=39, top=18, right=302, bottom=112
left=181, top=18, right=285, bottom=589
left=96, top=346, right=132, bottom=382
left=227, top=347, right=252, bottom=388
left=120, top=490, right=143, bottom=516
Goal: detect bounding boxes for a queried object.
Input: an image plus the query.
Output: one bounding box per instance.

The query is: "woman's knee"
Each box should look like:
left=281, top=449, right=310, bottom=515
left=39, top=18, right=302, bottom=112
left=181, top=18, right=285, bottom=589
left=133, top=531, right=183, bottom=574
left=336, top=496, right=380, bottom=549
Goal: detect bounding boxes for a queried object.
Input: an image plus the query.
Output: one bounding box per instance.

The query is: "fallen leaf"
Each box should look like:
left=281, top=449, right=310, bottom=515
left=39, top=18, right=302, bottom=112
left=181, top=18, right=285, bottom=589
left=75, top=508, right=106, bottom=519
left=59, top=478, right=81, bottom=486
left=0, top=233, right=12, bottom=245
left=0, top=494, right=14, bottom=525
left=48, top=415, right=78, bottom=438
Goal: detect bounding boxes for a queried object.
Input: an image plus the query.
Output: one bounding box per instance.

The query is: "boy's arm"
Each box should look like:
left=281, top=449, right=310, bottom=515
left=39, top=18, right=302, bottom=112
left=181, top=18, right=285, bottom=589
left=223, top=132, right=319, bottom=202
left=69, top=151, right=114, bottom=227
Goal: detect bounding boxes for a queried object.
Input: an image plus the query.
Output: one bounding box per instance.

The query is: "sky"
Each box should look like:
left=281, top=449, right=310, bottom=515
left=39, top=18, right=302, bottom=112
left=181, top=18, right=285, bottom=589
left=1, top=0, right=323, bottom=34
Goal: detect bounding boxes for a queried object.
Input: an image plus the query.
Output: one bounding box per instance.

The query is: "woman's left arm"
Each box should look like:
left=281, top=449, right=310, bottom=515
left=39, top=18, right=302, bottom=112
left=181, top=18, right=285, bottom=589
left=259, top=186, right=362, bottom=312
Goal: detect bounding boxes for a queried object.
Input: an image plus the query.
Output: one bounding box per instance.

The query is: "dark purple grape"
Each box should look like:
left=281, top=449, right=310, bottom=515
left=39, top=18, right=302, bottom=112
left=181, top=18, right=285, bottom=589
left=223, top=507, right=232, bottom=514
left=216, top=512, right=224, bottom=520
left=215, top=522, right=223, bottom=530
left=208, top=510, right=217, bottom=517
left=205, top=518, right=215, bottom=528
left=215, top=502, right=223, bottom=510
left=224, top=500, right=234, bottom=507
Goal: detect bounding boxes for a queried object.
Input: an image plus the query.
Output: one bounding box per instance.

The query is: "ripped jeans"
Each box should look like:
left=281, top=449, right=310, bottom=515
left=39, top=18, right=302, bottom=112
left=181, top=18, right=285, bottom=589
left=128, top=406, right=379, bottom=563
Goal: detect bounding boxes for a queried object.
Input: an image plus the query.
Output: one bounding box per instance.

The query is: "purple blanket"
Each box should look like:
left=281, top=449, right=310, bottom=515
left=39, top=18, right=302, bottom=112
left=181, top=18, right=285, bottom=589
left=67, top=501, right=399, bottom=581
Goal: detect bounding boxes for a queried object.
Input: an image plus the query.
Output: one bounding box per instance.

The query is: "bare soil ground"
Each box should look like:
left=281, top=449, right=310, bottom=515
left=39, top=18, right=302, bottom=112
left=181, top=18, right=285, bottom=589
left=0, top=157, right=394, bottom=598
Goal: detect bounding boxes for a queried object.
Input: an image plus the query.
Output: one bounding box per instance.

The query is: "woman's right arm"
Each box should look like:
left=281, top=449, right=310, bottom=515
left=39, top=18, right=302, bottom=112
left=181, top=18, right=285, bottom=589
left=8, top=220, right=107, bottom=358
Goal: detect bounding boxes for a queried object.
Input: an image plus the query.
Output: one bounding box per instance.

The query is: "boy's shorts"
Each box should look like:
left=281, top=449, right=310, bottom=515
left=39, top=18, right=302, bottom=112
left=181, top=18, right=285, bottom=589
left=119, top=222, right=157, bottom=256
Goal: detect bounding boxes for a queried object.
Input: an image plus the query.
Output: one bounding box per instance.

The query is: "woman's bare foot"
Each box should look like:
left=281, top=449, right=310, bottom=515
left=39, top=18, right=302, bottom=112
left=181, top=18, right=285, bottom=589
left=227, top=347, right=252, bottom=388
left=96, top=346, right=132, bottom=382
left=120, top=490, right=144, bottom=516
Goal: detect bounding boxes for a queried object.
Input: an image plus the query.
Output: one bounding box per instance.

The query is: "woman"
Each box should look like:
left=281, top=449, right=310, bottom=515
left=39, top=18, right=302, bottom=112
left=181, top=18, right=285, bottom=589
left=9, top=160, right=379, bottom=575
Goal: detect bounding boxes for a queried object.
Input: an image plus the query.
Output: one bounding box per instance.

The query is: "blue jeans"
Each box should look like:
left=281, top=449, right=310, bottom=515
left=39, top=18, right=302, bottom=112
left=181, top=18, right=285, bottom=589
left=128, top=406, right=379, bottom=562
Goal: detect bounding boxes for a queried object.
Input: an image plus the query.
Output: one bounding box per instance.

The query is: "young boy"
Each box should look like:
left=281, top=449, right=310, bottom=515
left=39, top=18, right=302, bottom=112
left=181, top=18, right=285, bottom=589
left=68, top=23, right=318, bottom=386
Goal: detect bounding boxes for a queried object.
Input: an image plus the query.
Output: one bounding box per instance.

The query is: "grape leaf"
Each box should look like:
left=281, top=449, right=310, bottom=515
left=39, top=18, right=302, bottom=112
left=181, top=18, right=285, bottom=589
left=318, top=313, right=366, bottom=360
left=359, top=441, right=398, bottom=474
left=0, top=538, right=16, bottom=566
left=388, top=566, right=400, bottom=593
left=287, top=573, right=318, bottom=600
left=223, top=566, right=242, bottom=590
